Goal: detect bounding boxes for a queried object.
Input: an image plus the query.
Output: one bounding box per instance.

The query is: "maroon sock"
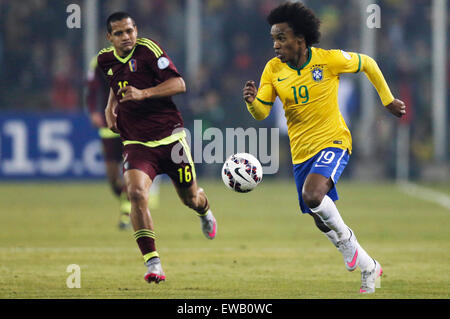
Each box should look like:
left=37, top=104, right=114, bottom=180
left=196, top=196, right=210, bottom=216
left=134, top=229, right=158, bottom=262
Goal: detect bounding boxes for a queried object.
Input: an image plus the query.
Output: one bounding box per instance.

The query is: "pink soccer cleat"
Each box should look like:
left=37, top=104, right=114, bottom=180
left=144, top=258, right=166, bottom=284
left=200, top=211, right=217, bottom=240
left=360, top=260, right=383, bottom=293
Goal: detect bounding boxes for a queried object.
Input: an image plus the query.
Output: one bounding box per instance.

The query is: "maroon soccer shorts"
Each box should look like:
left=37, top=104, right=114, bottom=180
left=122, top=140, right=196, bottom=188
left=101, top=137, right=123, bottom=162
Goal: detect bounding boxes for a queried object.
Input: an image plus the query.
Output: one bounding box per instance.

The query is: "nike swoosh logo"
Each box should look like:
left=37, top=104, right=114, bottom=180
left=277, top=77, right=288, bottom=82
left=314, top=164, right=328, bottom=168
left=347, top=249, right=358, bottom=269
left=234, top=167, right=251, bottom=183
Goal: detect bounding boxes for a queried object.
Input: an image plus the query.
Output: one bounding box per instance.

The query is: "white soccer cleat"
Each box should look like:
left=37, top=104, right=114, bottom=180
left=144, top=257, right=166, bottom=284
left=200, top=210, right=217, bottom=240
left=337, top=228, right=359, bottom=271
left=360, top=259, right=383, bottom=294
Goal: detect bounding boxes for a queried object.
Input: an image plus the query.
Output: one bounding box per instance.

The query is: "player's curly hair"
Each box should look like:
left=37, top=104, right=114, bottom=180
left=267, top=1, right=321, bottom=47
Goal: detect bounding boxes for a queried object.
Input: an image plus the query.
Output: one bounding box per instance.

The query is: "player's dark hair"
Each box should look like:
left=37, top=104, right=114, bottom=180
left=107, top=12, right=136, bottom=33
left=267, top=1, right=321, bottom=46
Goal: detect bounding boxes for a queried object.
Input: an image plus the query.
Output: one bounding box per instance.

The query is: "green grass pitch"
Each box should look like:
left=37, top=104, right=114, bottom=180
left=0, top=180, right=449, bottom=299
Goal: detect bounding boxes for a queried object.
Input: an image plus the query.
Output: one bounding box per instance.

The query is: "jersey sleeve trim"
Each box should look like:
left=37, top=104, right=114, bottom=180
left=355, top=53, right=362, bottom=73
left=137, top=38, right=163, bottom=58
left=256, top=97, right=274, bottom=106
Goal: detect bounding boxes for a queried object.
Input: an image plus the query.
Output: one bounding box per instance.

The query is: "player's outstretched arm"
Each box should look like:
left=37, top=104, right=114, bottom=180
left=119, top=77, right=186, bottom=103
left=357, top=54, right=407, bottom=117
left=105, top=88, right=119, bottom=133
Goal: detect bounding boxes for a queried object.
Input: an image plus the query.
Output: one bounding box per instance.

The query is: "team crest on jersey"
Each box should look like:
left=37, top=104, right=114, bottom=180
left=311, top=67, right=323, bottom=82
left=129, top=59, right=137, bottom=72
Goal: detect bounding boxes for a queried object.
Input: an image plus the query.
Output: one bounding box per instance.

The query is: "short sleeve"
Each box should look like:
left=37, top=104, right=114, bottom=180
left=138, top=38, right=181, bottom=82
left=149, top=53, right=181, bottom=82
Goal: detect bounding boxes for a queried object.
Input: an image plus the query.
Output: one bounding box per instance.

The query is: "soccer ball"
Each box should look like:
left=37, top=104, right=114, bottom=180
left=222, top=153, right=263, bottom=193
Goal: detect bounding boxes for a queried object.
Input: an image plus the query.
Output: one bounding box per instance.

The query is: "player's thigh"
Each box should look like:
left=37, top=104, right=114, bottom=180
left=122, top=144, right=160, bottom=201
left=302, top=173, right=333, bottom=202
left=303, top=147, right=349, bottom=202
left=162, top=138, right=198, bottom=204
left=294, top=147, right=349, bottom=209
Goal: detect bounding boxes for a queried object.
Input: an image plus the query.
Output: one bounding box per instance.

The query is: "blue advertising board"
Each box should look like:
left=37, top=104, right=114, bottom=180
left=0, top=112, right=107, bottom=180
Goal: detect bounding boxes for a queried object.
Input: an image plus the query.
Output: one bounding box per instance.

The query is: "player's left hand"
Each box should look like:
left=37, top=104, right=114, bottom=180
left=118, top=85, right=145, bottom=103
left=386, top=99, right=406, bottom=118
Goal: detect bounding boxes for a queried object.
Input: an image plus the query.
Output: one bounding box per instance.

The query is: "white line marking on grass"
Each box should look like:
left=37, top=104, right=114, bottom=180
left=397, top=182, right=450, bottom=210
left=0, top=246, right=446, bottom=254
left=0, top=247, right=303, bottom=253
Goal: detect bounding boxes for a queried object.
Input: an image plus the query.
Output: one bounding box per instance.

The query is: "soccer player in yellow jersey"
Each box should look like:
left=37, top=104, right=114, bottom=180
left=243, top=2, right=406, bottom=294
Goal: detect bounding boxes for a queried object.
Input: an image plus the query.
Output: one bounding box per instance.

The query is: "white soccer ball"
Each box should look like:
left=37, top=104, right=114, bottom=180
left=221, top=153, right=263, bottom=193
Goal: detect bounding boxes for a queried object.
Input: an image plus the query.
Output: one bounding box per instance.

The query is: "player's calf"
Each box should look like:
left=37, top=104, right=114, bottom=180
left=177, top=185, right=217, bottom=239
left=179, top=186, right=209, bottom=214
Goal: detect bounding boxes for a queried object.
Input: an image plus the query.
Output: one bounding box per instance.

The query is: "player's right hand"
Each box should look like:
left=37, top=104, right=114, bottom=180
left=386, top=98, right=406, bottom=118
left=243, top=81, right=257, bottom=104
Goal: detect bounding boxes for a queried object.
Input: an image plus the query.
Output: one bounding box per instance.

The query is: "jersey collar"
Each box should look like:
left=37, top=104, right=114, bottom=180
left=113, top=45, right=137, bottom=64
left=287, top=47, right=312, bottom=75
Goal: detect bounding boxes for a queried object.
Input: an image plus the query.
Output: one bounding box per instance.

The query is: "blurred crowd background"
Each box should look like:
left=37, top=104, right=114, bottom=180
left=0, top=0, right=447, bottom=180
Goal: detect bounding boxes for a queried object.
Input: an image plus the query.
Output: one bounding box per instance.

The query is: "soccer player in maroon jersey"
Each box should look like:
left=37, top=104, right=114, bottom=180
left=86, top=55, right=132, bottom=229
left=98, top=12, right=217, bottom=284
left=86, top=55, right=162, bottom=230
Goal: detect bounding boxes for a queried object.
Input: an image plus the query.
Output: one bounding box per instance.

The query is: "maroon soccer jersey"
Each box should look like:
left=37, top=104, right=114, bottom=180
left=97, top=38, right=184, bottom=141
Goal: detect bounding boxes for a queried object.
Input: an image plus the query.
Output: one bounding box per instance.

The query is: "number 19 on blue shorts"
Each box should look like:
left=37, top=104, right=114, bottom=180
left=293, top=147, right=350, bottom=213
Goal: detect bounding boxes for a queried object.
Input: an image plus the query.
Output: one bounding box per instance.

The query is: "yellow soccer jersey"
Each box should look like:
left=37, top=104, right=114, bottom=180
left=247, top=47, right=395, bottom=164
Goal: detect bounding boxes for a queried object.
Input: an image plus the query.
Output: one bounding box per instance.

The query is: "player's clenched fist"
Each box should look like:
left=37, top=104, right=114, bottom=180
left=385, top=99, right=407, bottom=118
left=119, top=85, right=145, bottom=103
left=243, top=81, right=257, bottom=104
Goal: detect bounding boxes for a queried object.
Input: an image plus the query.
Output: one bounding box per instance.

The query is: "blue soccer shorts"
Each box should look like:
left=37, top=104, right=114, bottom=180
left=293, top=147, right=350, bottom=214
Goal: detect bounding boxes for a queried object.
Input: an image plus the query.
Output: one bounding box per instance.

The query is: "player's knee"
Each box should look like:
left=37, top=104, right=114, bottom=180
left=302, top=189, right=324, bottom=209
left=127, top=185, right=148, bottom=203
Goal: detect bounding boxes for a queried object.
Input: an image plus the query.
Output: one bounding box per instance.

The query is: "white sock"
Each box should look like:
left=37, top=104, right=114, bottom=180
left=310, top=195, right=350, bottom=241
left=324, top=230, right=339, bottom=248
left=324, top=229, right=375, bottom=272
left=356, top=242, right=376, bottom=272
